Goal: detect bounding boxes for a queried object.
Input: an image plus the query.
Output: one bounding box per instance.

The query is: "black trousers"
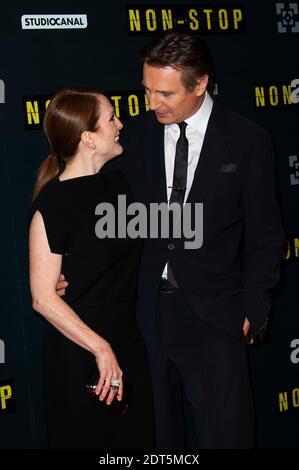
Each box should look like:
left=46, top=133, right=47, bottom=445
left=152, top=290, right=254, bottom=449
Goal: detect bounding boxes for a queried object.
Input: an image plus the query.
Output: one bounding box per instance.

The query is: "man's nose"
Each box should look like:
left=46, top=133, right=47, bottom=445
left=148, top=94, right=160, bottom=111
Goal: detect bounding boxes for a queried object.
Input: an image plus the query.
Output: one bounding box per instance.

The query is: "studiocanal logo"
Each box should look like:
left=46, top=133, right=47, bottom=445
left=21, top=14, right=88, bottom=30
left=126, top=3, right=244, bottom=35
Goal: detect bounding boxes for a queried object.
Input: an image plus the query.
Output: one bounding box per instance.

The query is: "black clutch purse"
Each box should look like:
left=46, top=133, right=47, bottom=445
left=85, top=370, right=133, bottom=416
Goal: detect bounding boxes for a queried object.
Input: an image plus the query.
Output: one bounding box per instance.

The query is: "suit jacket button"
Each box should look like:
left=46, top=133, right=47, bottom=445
left=168, top=243, right=175, bottom=250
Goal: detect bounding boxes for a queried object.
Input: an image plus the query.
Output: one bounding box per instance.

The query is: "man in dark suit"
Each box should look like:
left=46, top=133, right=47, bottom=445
left=118, top=31, right=284, bottom=449
left=58, top=31, right=284, bottom=448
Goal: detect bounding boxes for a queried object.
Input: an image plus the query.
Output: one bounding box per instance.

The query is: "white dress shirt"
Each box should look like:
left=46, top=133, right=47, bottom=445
left=162, top=91, right=213, bottom=278
left=164, top=91, right=213, bottom=204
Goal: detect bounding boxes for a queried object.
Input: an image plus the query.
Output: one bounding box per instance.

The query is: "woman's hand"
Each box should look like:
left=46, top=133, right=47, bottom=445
left=94, top=341, right=123, bottom=404
left=243, top=317, right=250, bottom=337
left=56, top=273, right=68, bottom=296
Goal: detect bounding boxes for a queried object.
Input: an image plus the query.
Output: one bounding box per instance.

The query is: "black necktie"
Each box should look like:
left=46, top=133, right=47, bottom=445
left=167, top=121, right=188, bottom=287
left=169, top=121, right=188, bottom=207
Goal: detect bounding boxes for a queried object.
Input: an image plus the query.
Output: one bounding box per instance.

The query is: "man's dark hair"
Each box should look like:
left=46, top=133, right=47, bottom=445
left=140, top=30, right=215, bottom=92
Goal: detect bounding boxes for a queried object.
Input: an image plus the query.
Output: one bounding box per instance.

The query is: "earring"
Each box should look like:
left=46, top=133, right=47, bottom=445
left=92, top=144, right=96, bottom=150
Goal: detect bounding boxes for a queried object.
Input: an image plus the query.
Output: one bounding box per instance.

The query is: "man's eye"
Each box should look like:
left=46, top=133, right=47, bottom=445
left=110, top=115, right=115, bottom=122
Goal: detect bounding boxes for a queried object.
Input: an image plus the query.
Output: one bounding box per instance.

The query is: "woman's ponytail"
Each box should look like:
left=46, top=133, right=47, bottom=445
left=32, top=154, right=59, bottom=201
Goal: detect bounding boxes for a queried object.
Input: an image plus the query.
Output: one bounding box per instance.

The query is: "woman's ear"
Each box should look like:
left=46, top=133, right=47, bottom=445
left=81, top=130, right=94, bottom=149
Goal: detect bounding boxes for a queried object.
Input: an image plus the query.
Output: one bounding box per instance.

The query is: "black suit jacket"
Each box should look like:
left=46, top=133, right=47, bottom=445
left=108, top=102, right=284, bottom=355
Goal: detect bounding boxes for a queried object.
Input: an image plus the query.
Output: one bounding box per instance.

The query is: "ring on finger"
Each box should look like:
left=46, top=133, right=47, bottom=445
left=110, top=378, right=120, bottom=392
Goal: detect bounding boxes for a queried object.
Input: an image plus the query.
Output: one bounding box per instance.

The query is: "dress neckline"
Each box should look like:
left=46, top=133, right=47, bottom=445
left=57, top=171, right=101, bottom=183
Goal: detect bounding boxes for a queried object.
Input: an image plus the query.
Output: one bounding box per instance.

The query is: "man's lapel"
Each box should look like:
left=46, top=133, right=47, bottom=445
left=144, top=114, right=167, bottom=203
left=186, top=102, right=230, bottom=204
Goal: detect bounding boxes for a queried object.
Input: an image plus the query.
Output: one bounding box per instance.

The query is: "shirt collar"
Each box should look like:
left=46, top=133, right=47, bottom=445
left=184, top=91, right=213, bottom=132
left=165, top=91, right=213, bottom=134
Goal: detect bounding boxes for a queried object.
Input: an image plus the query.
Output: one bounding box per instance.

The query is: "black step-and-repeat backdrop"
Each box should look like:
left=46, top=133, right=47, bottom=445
left=0, top=0, right=298, bottom=449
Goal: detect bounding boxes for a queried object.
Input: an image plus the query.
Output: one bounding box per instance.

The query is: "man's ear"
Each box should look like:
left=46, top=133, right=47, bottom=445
left=81, top=130, right=94, bottom=149
left=195, top=75, right=209, bottom=96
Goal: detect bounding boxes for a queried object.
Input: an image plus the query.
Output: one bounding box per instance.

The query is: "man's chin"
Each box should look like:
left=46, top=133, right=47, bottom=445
left=155, top=112, right=173, bottom=124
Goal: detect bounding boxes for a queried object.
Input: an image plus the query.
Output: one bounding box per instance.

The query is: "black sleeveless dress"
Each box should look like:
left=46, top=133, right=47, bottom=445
left=29, top=170, right=155, bottom=449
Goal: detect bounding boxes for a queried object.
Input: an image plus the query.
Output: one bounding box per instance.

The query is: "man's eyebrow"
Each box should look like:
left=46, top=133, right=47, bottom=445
left=142, top=82, right=174, bottom=94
